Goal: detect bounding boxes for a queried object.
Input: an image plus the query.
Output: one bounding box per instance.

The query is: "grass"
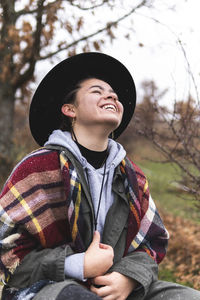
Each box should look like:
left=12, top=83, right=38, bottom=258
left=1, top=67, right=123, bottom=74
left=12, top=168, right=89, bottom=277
left=136, top=159, right=200, bottom=223
left=158, top=267, right=193, bottom=288
left=158, top=267, right=179, bottom=283
left=127, top=139, right=200, bottom=223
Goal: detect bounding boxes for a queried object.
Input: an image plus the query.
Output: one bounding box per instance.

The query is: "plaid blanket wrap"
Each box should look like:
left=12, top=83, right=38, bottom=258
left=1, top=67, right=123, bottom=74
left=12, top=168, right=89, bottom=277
left=0, top=148, right=168, bottom=299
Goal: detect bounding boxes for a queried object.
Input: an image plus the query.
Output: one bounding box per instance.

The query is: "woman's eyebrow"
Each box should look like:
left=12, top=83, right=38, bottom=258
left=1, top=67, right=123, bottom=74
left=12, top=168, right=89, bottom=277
left=88, top=85, right=116, bottom=93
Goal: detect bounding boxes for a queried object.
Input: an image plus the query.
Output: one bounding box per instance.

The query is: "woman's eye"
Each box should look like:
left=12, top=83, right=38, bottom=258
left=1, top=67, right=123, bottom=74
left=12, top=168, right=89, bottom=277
left=92, top=90, right=101, bottom=94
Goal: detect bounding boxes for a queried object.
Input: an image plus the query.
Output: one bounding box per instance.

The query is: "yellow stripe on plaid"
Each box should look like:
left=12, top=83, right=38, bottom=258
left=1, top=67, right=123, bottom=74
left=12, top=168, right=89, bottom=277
left=7, top=182, right=46, bottom=247
left=144, top=179, right=148, bottom=193
left=120, top=159, right=126, bottom=173
left=131, top=239, right=139, bottom=248
left=60, top=152, right=69, bottom=169
left=71, top=182, right=81, bottom=242
left=129, top=201, right=140, bottom=226
left=0, top=273, right=10, bottom=286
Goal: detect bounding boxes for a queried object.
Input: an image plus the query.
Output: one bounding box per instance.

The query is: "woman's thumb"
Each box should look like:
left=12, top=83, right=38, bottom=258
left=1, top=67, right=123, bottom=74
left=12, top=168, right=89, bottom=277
left=92, top=231, right=100, bottom=245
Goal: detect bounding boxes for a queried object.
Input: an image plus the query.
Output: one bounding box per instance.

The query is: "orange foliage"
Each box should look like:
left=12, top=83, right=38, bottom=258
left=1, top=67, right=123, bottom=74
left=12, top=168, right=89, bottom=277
left=77, top=17, right=84, bottom=31
left=7, top=25, right=20, bottom=42
left=161, top=212, right=200, bottom=289
left=22, top=21, right=32, bottom=33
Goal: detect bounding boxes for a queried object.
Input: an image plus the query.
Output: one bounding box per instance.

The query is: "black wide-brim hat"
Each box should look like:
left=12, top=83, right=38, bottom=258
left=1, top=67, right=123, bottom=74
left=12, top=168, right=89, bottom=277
left=29, top=52, right=136, bottom=146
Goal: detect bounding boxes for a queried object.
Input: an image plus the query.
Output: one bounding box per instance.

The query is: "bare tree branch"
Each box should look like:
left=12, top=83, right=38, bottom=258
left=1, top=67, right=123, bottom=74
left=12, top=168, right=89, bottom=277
left=15, top=1, right=61, bottom=18
left=39, top=0, right=149, bottom=60
left=149, top=134, right=198, bottom=184
left=14, top=0, right=46, bottom=89
left=135, top=10, right=200, bottom=103
left=68, top=0, right=110, bottom=11
left=177, top=39, right=200, bottom=103
left=15, top=8, right=38, bottom=18
left=131, top=78, right=200, bottom=202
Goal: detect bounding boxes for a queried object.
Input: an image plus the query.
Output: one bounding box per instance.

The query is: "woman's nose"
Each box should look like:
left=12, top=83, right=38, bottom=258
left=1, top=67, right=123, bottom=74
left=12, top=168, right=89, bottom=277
left=104, top=93, right=117, bottom=101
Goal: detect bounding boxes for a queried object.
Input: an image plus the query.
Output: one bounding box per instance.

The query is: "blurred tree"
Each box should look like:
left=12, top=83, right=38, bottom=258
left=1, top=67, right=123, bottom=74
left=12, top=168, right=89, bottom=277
left=134, top=80, right=167, bottom=130
left=0, top=0, right=153, bottom=177
left=134, top=80, right=200, bottom=203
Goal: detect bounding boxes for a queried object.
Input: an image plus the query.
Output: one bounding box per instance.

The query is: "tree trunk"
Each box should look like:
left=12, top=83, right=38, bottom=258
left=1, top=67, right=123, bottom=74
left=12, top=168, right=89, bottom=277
left=0, top=83, right=15, bottom=182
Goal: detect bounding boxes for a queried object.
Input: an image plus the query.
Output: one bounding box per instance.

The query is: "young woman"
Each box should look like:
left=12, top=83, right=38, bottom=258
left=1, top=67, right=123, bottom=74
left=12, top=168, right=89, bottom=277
left=0, top=53, right=199, bottom=300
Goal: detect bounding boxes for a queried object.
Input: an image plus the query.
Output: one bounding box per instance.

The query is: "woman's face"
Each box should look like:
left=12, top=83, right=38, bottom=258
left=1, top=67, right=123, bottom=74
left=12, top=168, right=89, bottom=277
left=71, top=78, right=124, bottom=132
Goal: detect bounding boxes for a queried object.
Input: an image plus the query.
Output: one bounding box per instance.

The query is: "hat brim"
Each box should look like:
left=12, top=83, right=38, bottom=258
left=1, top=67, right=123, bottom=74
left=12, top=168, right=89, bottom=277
left=29, top=52, right=136, bottom=146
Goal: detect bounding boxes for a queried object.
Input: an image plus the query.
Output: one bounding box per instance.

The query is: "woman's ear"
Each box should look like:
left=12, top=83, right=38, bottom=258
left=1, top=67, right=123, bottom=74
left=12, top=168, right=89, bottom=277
left=61, top=104, right=76, bottom=118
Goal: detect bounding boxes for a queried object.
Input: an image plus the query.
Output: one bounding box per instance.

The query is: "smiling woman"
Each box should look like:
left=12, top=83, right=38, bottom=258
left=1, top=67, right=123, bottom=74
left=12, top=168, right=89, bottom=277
left=61, top=78, right=124, bottom=150
left=1, top=52, right=200, bottom=300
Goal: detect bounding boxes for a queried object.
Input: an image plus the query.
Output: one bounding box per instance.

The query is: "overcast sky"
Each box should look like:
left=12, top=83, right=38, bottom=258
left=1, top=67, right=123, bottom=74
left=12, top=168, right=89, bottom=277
left=103, top=0, right=200, bottom=106
left=34, top=0, right=200, bottom=107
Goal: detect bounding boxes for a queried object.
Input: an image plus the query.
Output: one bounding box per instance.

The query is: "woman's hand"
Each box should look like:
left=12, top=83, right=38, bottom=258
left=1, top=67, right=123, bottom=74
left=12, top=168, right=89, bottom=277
left=84, top=231, right=114, bottom=278
left=90, top=271, right=138, bottom=300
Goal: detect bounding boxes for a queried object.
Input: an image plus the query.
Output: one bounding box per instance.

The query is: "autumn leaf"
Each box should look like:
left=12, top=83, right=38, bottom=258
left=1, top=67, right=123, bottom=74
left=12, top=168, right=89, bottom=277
left=22, top=21, right=32, bottom=33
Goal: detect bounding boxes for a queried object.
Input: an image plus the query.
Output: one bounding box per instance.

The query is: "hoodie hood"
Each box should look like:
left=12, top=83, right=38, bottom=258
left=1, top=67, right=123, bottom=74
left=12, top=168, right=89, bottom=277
left=44, top=130, right=126, bottom=172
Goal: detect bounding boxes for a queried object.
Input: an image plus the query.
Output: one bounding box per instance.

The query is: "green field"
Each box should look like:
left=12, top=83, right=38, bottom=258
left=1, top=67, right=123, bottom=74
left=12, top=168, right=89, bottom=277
left=127, top=139, right=200, bottom=286
left=127, top=138, right=200, bottom=222
left=137, top=159, right=200, bottom=222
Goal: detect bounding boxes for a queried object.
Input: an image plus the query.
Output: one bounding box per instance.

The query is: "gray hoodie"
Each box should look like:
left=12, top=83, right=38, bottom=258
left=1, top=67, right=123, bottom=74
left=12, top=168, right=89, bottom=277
left=45, top=130, right=126, bottom=281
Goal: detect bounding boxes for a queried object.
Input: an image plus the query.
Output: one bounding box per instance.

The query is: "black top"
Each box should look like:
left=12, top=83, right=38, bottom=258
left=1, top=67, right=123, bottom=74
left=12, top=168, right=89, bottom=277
left=75, top=141, right=107, bottom=169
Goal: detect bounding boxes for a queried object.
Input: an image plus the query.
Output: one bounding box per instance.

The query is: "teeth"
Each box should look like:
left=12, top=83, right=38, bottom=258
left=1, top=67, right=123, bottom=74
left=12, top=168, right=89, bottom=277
left=102, top=104, right=116, bottom=112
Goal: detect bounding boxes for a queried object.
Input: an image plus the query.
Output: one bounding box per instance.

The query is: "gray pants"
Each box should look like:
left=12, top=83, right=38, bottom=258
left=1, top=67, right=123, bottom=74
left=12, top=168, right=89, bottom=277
left=33, top=280, right=200, bottom=300
left=143, top=281, right=200, bottom=300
